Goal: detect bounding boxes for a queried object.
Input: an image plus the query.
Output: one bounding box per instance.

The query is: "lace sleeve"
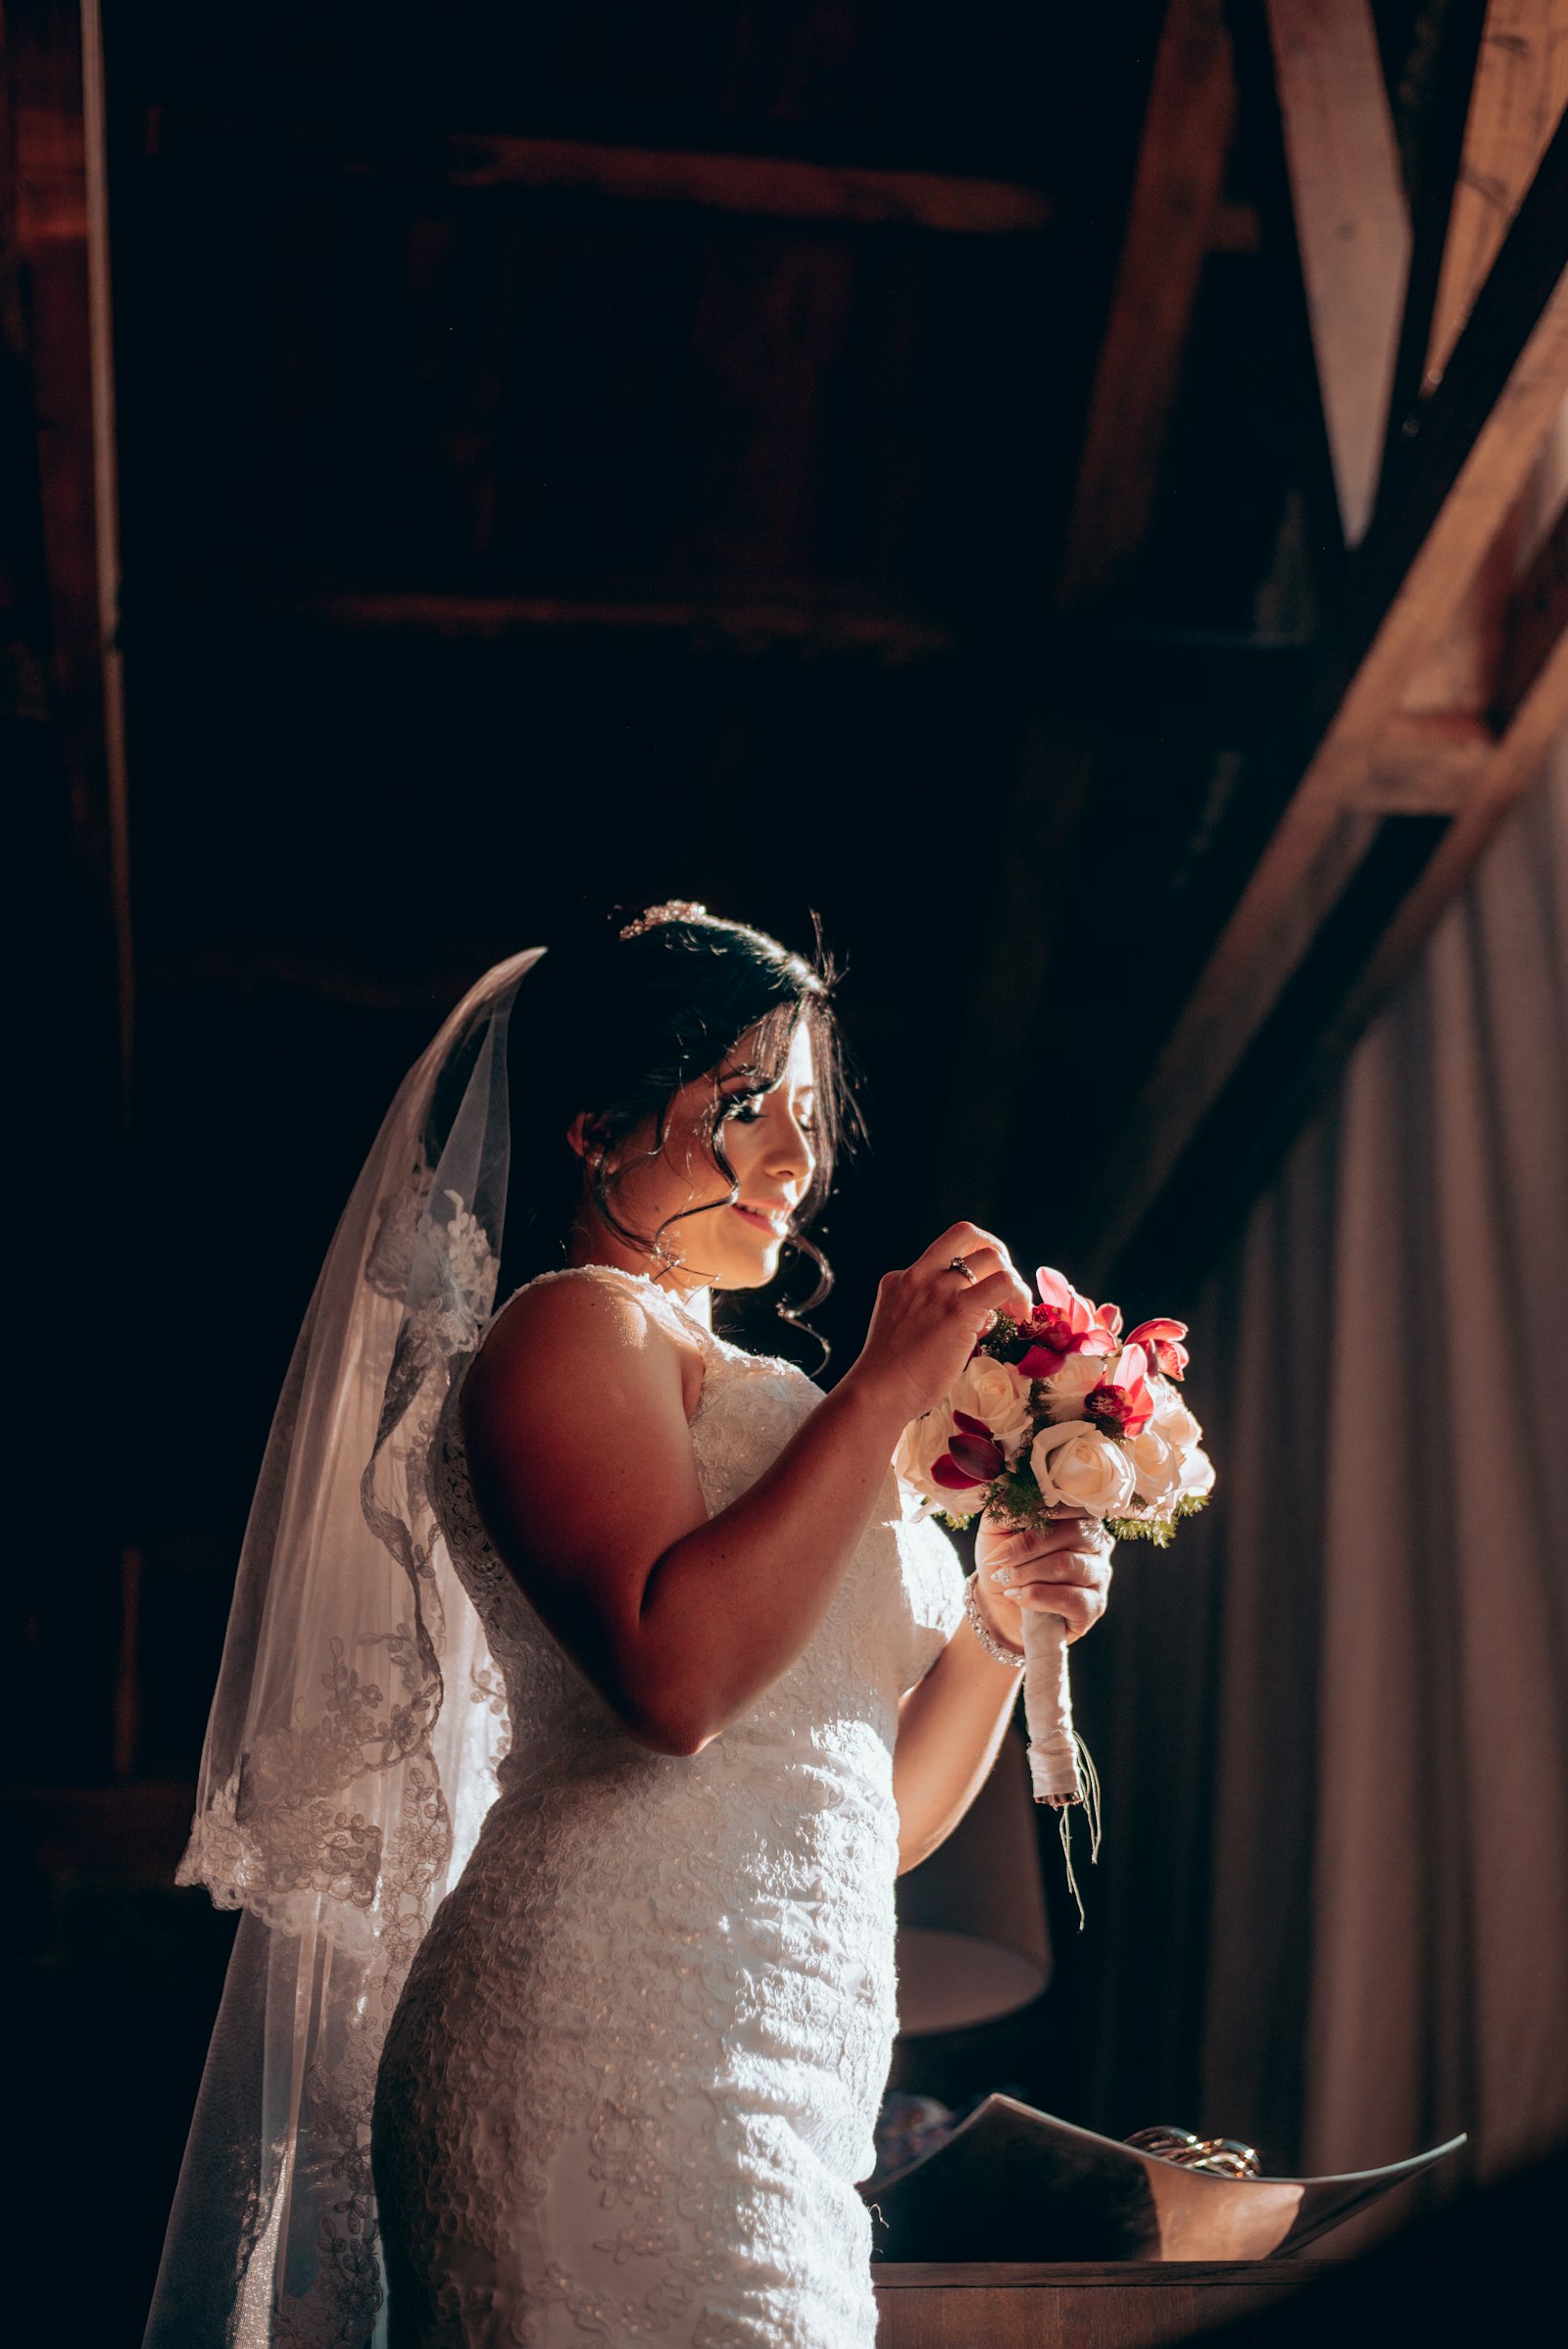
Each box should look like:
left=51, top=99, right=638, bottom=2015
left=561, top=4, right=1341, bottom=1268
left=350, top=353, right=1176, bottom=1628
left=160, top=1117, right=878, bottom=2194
left=494, top=1262, right=711, bottom=1349
left=897, top=1505, right=966, bottom=1688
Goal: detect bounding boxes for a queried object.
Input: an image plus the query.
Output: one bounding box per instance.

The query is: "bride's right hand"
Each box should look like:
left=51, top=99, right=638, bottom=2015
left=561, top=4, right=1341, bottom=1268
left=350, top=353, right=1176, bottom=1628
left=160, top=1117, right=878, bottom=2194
left=848, top=1221, right=1034, bottom=1427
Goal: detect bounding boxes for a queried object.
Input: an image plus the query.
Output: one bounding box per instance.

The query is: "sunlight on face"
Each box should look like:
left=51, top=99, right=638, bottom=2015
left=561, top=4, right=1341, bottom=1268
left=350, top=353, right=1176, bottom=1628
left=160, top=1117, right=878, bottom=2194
left=597, top=1020, right=818, bottom=1294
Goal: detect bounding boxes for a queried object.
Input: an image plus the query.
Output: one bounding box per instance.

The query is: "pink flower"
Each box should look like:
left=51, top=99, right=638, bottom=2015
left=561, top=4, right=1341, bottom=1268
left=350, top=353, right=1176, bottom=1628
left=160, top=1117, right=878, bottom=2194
left=1125, top=1317, right=1190, bottom=1380
left=1082, top=1343, right=1154, bottom=1439
left=1019, top=1266, right=1117, bottom=1380
left=1035, top=1265, right=1098, bottom=1331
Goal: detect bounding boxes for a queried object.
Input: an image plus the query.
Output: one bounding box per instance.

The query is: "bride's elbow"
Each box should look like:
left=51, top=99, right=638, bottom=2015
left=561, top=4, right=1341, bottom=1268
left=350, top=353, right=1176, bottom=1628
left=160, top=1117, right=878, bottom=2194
left=579, top=1618, right=726, bottom=1758
left=598, top=1557, right=727, bottom=1756
left=623, top=1715, right=718, bottom=1761
left=614, top=1687, right=721, bottom=1760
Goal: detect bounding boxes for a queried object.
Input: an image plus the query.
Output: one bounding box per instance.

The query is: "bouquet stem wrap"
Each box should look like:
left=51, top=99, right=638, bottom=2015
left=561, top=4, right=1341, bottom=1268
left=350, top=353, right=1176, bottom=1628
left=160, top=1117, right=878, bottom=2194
left=1021, top=1608, right=1082, bottom=1806
left=1020, top=1597, right=1102, bottom=1922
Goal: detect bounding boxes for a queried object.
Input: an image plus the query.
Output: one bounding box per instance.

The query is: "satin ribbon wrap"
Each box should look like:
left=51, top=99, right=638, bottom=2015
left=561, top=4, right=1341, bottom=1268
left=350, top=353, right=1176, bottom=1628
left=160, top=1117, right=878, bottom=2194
left=1015, top=1578, right=1102, bottom=1923
left=1020, top=1608, right=1084, bottom=1807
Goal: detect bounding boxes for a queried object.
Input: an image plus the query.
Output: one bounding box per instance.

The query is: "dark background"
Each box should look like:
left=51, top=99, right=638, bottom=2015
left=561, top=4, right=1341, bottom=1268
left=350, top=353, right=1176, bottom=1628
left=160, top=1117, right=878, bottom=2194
left=9, top=3, right=1563, bottom=2339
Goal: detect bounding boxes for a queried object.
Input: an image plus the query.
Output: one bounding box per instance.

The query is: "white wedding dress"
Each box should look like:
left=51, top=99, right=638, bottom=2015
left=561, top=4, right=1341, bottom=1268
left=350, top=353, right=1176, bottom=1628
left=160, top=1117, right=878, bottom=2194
left=371, top=1266, right=963, bottom=2348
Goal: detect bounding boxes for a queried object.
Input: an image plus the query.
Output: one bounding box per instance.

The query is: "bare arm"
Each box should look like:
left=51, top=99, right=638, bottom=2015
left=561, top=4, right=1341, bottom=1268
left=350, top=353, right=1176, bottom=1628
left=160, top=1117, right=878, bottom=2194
left=461, top=1228, right=1033, bottom=1756
left=892, top=1519, right=1112, bottom=1872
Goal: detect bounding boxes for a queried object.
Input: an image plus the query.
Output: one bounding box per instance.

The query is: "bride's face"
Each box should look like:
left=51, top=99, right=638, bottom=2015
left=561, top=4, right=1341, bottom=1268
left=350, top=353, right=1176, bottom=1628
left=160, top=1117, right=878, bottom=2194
left=595, top=1020, right=819, bottom=1293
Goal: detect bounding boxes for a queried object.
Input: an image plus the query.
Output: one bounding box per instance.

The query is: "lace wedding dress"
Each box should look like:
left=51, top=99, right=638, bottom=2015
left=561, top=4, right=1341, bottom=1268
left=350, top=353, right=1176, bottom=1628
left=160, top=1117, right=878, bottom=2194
left=370, top=1266, right=963, bottom=2348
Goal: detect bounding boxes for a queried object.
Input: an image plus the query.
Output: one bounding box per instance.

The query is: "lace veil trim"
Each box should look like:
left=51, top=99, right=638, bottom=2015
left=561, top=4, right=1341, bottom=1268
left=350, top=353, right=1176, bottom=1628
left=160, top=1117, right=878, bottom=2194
left=147, top=951, right=542, bottom=2349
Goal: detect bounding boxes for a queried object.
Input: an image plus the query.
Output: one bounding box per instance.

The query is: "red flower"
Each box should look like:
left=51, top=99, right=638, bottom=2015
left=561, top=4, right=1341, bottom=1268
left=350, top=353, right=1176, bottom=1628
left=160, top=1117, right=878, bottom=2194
left=1083, top=1343, right=1154, bottom=1438
left=932, top=1410, right=1005, bottom=1493
left=1125, top=1317, right=1190, bottom=1380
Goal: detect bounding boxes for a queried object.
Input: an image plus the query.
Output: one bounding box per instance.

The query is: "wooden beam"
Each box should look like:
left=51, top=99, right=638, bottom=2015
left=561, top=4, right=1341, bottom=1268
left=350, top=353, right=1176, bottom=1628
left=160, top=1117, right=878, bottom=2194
left=1054, top=0, right=1236, bottom=610
left=1386, top=9, right=1568, bottom=744
left=443, top=136, right=1053, bottom=234
left=1379, top=0, right=1490, bottom=458
left=6, top=0, right=134, bottom=1785
left=1338, top=709, right=1496, bottom=810
left=155, top=113, right=1054, bottom=235
left=1395, top=485, right=1526, bottom=721
left=279, top=589, right=956, bottom=659
left=1426, top=0, right=1568, bottom=388
left=1085, top=103, right=1568, bottom=1278
left=1266, top=0, right=1412, bottom=546
left=1100, top=661, right=1566, bottom=1296
left=1496, top=478, right=1568, bottom=714
left=11, top=0, right=131, bottom=1088
left=1319, top=627, right=1568, bottom=1100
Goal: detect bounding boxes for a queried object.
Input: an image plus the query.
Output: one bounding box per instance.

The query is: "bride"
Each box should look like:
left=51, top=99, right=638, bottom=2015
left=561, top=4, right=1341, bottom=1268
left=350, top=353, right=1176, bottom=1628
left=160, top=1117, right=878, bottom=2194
left=146, top=904, right=1111, bottom=2349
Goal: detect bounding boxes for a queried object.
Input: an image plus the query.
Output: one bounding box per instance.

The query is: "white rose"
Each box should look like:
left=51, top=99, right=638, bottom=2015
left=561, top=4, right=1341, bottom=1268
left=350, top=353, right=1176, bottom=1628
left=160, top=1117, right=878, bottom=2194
left=1040, top=1349, right=1107, bottom=1423
left=1178, top=1443, right=1216, bottom=1500
left=894, top=1409, right=955, bottom=1507
left=1029, top=1420, right=1136, bottom=1517
left=950, top=1355, right=1034, bottom=1458
left=1150, top=1376, right=1202, bottom=1453
left=1129, top=1423, right=1185, bottom=1507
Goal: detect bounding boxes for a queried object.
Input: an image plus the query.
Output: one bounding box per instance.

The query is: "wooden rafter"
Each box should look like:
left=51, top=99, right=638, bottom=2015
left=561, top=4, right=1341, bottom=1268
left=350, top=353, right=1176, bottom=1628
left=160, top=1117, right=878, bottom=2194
left=1054, top=0, right=1236, bottom=610
left=1497, top=479, right=1568, bottom=715
left=10, top=0, right=131, bottom=1087
left=1379, top=0, right=1490, bottom=468
left=1339, top=709, right=1494, bottom=811
left=1395, top=6, right=1567, bottom=763
left=1266, top=0, right=1411, bottom=546
left=1327, top=579, right=1568, bottom=1069
left=1426, top=0, right=1568, bottom=388
left=1086, top=102, right=1568, bottom=1282
left=154, top=113, right=1054, bottom=235
left=279, top=590, right=955, bottom=659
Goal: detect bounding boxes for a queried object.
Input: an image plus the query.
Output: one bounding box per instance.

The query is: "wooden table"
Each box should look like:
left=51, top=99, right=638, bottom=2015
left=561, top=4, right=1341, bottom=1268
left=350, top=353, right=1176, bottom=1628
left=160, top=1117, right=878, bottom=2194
left=873, top=2261, right=1322, bottom=2346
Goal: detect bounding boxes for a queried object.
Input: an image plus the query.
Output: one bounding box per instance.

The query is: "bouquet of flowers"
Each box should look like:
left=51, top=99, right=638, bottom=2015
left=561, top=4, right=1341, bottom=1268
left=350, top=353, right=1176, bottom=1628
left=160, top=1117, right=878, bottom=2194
left=895, top=1265, right=1214, bottom=1822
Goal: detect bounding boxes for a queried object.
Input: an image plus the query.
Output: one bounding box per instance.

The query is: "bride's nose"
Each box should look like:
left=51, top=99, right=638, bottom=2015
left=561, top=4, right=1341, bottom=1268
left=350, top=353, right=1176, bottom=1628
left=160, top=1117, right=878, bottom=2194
left=767, top=1106, right=815, bottom=1184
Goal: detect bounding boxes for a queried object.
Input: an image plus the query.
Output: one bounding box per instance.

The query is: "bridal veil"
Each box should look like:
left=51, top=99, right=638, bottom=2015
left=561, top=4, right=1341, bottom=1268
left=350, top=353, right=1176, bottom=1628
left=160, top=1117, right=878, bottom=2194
left=145, top=950, right=540, bottom=2349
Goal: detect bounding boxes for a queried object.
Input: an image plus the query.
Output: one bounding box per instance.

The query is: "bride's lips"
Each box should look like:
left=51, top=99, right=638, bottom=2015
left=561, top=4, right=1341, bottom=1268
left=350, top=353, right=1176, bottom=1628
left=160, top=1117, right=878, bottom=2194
left=731, top=1201, right=791, bottom=1238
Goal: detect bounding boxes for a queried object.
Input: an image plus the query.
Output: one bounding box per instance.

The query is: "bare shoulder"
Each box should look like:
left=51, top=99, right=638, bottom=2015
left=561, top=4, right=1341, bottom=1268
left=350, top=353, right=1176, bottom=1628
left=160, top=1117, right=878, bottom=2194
left=465, top=1269, right=702, bottom=1449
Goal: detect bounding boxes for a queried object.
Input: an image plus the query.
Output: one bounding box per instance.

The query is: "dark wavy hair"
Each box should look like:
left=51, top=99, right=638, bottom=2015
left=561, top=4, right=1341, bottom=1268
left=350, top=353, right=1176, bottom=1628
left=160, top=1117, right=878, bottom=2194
left=487, top=903, right=854, bottom=1346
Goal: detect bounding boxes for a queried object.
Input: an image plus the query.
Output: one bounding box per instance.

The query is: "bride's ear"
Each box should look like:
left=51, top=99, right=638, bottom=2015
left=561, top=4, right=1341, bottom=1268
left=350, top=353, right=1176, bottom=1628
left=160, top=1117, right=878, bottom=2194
left=565, top=1111, right=609, bottom=1163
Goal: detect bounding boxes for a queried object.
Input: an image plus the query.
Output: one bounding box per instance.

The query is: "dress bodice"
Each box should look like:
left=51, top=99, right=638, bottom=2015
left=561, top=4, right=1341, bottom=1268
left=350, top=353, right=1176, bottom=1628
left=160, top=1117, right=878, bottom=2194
left=429, top=1263, right=961, bottom=1803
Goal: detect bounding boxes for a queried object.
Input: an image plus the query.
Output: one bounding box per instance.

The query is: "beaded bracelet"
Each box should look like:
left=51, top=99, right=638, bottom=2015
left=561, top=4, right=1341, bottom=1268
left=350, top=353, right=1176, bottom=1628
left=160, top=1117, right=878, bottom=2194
left=963, top=1574, right=1026, bottom=1668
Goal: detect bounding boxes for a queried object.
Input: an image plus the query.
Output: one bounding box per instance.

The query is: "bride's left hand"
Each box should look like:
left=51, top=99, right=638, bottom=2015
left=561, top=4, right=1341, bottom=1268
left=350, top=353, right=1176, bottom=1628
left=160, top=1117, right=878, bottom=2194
left=972, top=1515, right=1113, bottom=1649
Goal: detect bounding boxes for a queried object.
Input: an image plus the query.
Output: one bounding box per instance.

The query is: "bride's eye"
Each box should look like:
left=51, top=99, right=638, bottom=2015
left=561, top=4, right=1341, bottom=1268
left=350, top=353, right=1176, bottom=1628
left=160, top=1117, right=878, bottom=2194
left=721, top=1093, right=766, bottom=1124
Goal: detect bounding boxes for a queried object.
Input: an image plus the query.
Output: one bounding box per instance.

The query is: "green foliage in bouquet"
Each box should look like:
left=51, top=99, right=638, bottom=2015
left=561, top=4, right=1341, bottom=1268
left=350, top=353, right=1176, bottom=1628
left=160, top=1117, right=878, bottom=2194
left=1102, top=1494, right=1209, bottom=1546
left=975, top=1312, right=1030, bottom=1363
left=935, top=1484, right=1208, bottom=1545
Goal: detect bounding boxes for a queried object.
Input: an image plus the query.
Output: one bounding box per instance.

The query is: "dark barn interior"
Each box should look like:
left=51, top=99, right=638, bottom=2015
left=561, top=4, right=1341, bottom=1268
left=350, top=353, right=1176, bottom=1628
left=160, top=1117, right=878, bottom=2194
left=5, top=3, right=1567, bottom=2341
